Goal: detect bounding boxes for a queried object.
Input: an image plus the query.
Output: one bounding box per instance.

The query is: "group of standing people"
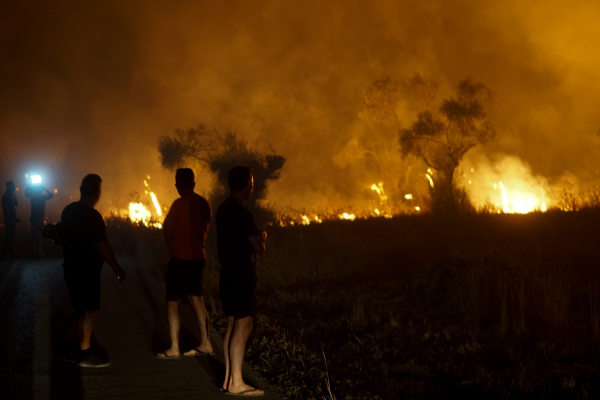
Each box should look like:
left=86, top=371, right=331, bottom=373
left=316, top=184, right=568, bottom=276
left=52, top=166, right=266, bottom=397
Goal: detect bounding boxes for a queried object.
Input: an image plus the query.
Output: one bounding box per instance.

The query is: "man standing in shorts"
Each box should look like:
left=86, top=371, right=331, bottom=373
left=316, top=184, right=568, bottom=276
left=58, top=174, right=127, bottom=367
left=156, top=168, right=214, bottom=359
left=216, top=166, right=266, bottom=396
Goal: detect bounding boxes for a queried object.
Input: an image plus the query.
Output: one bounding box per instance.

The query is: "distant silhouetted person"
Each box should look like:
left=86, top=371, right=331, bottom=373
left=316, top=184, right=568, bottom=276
left=156, top=168, right=214, bottom=359
left=2, top=181, right=20, bottom=258
left=216, top=166, right=266, bottom=396
left=25, top=182, right=53, bottom=257
left=55, top=174, right=127, bottom=368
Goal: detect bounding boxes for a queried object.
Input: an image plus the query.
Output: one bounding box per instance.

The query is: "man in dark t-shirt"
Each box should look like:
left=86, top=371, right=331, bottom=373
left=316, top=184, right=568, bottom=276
left=57, top=174, right=126, bottom=368
left=216, top=166, right=266, bottom=396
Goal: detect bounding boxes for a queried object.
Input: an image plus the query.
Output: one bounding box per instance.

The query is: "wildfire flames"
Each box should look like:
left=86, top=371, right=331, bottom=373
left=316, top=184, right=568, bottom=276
left=123, top=176, right=163, bottom=228
left=121, top=157, right=563, bottom=229
left=277, top=156, right=557, bottom=226
left=464, top=156, right=551, bottom=214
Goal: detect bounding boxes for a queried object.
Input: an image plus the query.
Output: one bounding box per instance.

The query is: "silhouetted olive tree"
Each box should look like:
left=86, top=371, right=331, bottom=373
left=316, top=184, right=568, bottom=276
left=158, top=125, right=286, bottom=221
left=363, top=74, right=496, bottom=213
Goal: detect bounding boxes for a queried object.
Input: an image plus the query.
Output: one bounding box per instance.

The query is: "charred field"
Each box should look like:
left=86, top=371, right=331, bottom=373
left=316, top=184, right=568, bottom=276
left=19, top=208, right=600, bottom=399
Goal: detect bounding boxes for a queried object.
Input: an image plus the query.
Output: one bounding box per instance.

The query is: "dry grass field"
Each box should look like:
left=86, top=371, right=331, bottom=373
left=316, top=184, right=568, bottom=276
left=6, top=208, right=600, bottom=399
left=107, top=209, right=600, bottom=399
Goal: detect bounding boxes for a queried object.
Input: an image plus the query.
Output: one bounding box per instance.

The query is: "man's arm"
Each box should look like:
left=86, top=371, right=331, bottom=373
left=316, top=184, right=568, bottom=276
left=97, top=241, right=127, bottom=281
left=248, top=229, right=267, bottom=256
left=43, top=188, right=54, bottom=201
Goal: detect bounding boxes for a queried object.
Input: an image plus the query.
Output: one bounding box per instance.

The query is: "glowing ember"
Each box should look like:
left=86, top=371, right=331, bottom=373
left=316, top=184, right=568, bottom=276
left=425, top=173, right=433, bottom=187
left=339, top=212, right=356, bottom=221
left=370, top=182, right=388, bottom=202
left=150, top=192, right=162, bottom=217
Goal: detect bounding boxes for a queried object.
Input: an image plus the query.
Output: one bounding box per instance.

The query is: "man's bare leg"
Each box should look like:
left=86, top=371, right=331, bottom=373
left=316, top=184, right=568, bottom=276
left=79, top=310, right=96, bottom=351
left=158, top=300, right=181, bottom=357
left=184, top=295, right=214, bottom=355
left=222, top=316, right=234, bottom=391
left=63, top=310, right=80, bottom=341
left=226, top=316, right=264, bottom=395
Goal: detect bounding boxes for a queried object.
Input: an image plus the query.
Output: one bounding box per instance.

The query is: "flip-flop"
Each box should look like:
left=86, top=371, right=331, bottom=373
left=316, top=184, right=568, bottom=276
left=225, top=388, right=265, bottom=397
left=155, top=351, right=181, bottom=360
left=184, top=348, right=215, bottom=356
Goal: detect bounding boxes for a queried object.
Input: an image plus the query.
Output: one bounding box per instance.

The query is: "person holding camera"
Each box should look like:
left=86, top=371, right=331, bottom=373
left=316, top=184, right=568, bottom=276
left=25, top=181, right=53, bottom=257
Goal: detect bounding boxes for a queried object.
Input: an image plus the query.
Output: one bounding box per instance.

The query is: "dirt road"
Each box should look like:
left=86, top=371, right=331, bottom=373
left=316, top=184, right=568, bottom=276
left=0, top=257, right=280, bottom=400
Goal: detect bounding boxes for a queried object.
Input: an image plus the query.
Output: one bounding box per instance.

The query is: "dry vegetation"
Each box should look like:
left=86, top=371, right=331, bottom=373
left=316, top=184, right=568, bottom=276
left=103, top=209, right=600, bottom=399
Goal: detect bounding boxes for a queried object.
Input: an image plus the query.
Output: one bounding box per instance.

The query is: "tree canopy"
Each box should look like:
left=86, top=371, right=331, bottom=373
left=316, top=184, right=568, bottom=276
left=158, top=125, right=286, bottom=219
left=363, top=74, right=496, bottom=212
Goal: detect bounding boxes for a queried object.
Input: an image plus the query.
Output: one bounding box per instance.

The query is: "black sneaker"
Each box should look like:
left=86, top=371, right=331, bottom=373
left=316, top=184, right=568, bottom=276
left=77, top=348, right=111, bottom=368
left=53, top=340, right=79, bottom=364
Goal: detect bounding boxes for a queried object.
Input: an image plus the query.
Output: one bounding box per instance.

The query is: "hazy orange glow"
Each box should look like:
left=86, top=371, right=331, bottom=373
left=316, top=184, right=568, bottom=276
left=4, top=2, right=598, bottom=222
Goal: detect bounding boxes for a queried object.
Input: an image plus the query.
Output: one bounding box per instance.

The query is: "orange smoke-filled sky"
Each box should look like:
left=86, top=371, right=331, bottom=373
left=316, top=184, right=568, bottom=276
left=1, top=0, right=600, bottom=219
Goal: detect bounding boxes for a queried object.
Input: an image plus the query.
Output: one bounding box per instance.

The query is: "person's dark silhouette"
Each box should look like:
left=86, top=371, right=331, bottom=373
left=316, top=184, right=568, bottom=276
left=25, top=183, right=53, bottom=257
left=216, top=166, right=267, bottom=396
left=2, top=181, right=20, bottom=258
left=54, top=174, right=127, bottom=368
left=156, top=168, right=214, bottom=359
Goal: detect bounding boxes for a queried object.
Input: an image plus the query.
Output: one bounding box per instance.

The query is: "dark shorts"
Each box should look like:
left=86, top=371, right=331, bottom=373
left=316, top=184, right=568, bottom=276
left=165, top=257, right=206, bottom=302
left=219, top=273, right=257, bottom=319
left=63, top=265, right=102, bottom=311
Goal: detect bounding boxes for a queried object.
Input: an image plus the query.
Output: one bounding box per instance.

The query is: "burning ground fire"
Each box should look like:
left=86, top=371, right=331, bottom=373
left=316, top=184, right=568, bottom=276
left=118, top=156, right=571, bottom=229
left=463, top=155, right=552, bottom=214
left=277, top=156, right=557, bottom=226
left=120, top=176, right=164, bottom=228
left=276, top=181, right=399, bottom=226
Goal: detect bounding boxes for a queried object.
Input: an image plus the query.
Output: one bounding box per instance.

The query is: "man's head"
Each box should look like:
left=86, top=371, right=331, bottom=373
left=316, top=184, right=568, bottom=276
left=80, top=174, right=102, bottom=206
left=5, top=181, right=15, bottom=192
left=228, top=166, right=253, bottom=200
left=175, top=168, right=195, bottom=195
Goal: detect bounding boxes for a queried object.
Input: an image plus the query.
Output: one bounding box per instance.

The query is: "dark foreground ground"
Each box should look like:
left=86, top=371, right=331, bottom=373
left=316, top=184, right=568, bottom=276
left=0, top=257, right=282, bottom=400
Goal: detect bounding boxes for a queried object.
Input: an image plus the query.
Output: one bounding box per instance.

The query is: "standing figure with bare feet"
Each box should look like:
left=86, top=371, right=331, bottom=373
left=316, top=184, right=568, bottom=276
left=216, top=166, right=266, bottom=397
left=156, top=168, right=214, bottom=360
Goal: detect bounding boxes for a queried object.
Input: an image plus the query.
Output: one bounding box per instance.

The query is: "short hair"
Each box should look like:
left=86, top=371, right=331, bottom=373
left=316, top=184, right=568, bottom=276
left=80, top=174, right=102, bottom=197
left=228, top=166, right=253, bottom=192
left=175, top=168, right=194, bottom=189
left=6, top=180, right=14, bottom=189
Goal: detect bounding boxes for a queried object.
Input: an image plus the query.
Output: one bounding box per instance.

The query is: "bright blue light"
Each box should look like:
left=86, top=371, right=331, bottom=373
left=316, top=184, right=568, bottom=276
left=31, top=175, right=42, bottom=184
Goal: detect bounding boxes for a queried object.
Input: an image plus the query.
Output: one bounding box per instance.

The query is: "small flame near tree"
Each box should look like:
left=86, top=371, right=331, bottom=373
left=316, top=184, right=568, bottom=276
left=124, top=176, right=163, bottom=228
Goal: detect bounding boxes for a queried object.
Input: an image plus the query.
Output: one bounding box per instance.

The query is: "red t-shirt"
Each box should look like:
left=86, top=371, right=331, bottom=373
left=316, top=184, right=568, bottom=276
left=163, top=192, right=212, bottom=260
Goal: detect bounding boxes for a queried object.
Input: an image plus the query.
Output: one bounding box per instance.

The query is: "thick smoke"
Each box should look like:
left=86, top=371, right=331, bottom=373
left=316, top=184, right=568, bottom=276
left=1, top=0, right=599, bottom=219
